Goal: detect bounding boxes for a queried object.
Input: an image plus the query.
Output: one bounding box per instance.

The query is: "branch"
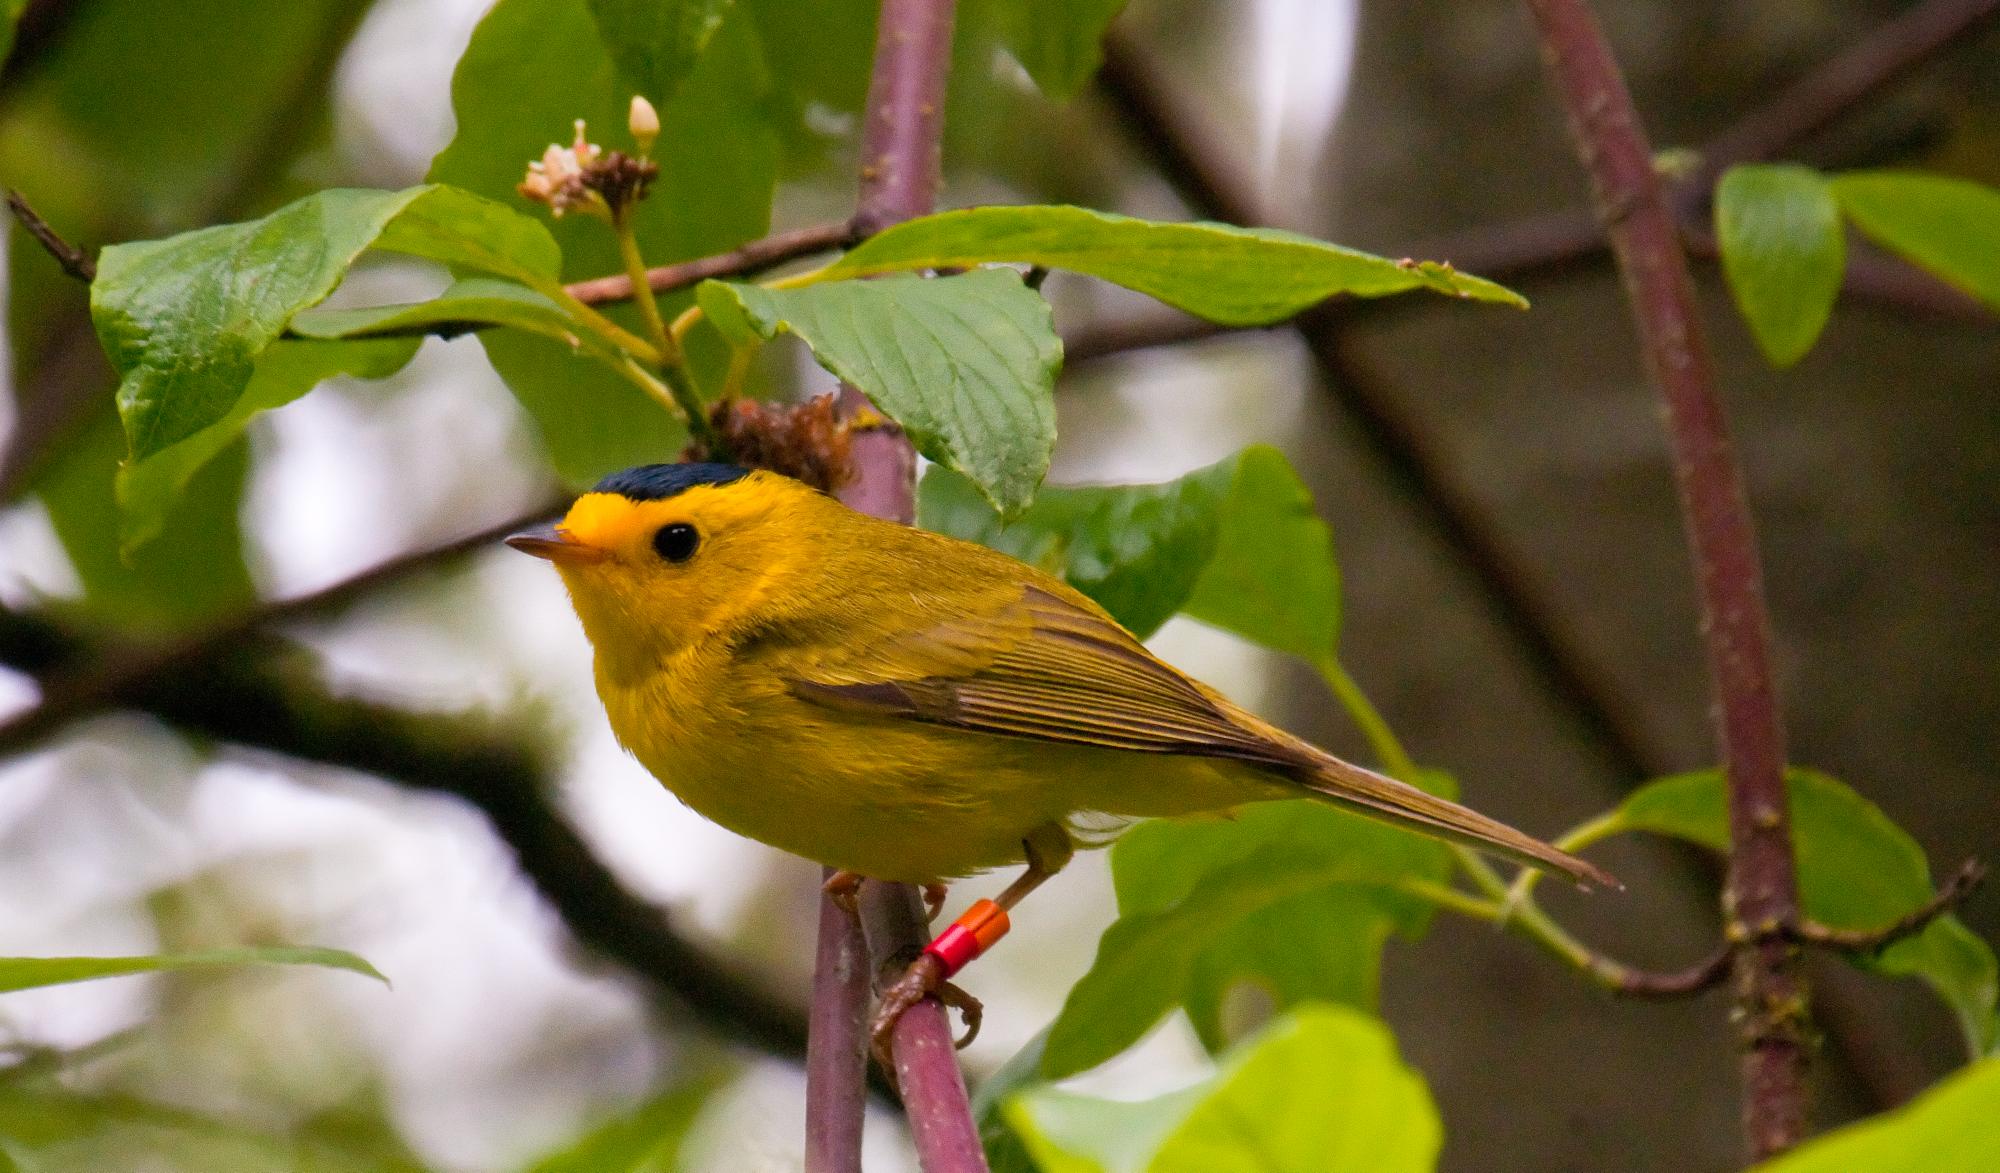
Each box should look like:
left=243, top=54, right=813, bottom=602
left=0, top=503, right=560, bottom=764
left=1680, top=0, right=2000, bottom=208
left=1520, top=0, right=1806, bottom=1161
left=0, top=607, right=814, bottom=1063
left=563, top=220, right=858, bottom=307
left=1607, top=947, right=1734, bottom=1000
left=5, top=189, right=95, bottom=281
left=1791, top=859, right=1986, bottom=954
left=807, top=866, right=873, bottom=1172
left=813, top=2, right=985, bottom=1171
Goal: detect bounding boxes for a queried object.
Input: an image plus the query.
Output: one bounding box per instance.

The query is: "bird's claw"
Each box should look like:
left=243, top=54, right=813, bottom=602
left=921, top=882, right=949, bottom=923
left=869, top=954, right=984, bottom=1072
left=822, top=870, right=864, bottom=919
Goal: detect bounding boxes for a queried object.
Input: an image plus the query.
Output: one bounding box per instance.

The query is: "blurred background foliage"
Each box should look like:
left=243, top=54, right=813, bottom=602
left=0, top=0, right=1995, bottom=1169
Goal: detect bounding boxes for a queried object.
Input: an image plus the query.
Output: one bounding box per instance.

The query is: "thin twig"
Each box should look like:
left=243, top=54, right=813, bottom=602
left=1791, top=860, right=1986, bottom=953
left=0, top=502, right=560, bottom=764
left=1521, top=0, right=1806, bottom=1161
left=4, top=189, right=95, bottom=281
left=1609, top=947, right=1735, bottom=999
left=564, top=220, right=857, bottom=306
left=1680, top=0, right=2000, bottom=211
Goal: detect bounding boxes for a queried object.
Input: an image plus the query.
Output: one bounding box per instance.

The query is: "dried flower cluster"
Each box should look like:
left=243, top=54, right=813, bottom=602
left=685, top=395, right=858, bottom=493
left=517, top=118, right=659, bottom=220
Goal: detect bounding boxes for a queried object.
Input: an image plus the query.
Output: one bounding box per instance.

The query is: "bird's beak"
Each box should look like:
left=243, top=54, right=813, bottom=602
left=505, top=523, right=606, bottom=565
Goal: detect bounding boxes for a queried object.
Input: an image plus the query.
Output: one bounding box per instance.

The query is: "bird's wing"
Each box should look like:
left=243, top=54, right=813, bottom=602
left=777, top=584, right=1297, bottom=767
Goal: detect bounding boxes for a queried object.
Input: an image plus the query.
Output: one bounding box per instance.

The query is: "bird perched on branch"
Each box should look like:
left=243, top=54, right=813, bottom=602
left=508, top=462, right=1613, bottom=1060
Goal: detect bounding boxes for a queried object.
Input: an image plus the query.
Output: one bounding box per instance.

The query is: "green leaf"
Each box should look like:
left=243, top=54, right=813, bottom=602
left=88, top=184, right=563, bottom=546
left=292, top=279, right=586, bottom=347
left=1043, top=796, right=1449, bottom=1079
left=115, top=338, right=418, bottom=556
left=93, top=188, right=419, bottom=462
left=704, top=270, right=1062, bottom=514
left=918, top=445, right=1338, bottom=658
left=919, top=456, right=1232, bottom=637
left=1007, top=1086, right=1208, bottom=1173
left=1830, top=170, right=2000, bottom=311
left=975, top=1030, right=1054, bottom=1173
left=92, top=184, right=558, bottom=463
left=526, top=1067, right=730, bottom=1173
left=828, top=206, right=1527, bottom=325
left=981, top=0, right=1128, bottom=99
left=1715, top=164, right=1844, bottom=367
left=1012, top=1006, right=1439, bottom=1173
left=588, top=0, right=738, bottom=105
left=1615, top=768, right=1998, bottom=1056
left=371, top=185, right=565, bottom=285
left=0, top=946, right=386, bottom=994
left=1752, top=1053, right=2000, bottom=1172
left=430, top=0, right=776, bottom=484
left=1180, top=447, right=1340, bottom=664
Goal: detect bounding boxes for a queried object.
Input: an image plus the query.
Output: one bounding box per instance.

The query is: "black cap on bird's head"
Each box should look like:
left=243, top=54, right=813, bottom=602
left=590, top=462, right=752, bottom=502
left=505, top=462, right=763, bottom=564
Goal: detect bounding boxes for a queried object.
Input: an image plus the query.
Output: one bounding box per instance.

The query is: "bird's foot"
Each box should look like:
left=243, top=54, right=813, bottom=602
left=822, top=870, right=864, bottom=919
left=870, top=953, right=984, bottom=1072
left=921, top=882, right=949, bottom=923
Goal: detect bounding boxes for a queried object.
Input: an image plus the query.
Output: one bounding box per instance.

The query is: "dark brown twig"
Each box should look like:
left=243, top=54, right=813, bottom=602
left=1791, top=860, right=1986, bottom=954
left=1607, top=946, right=1735, bottom=1000
left=5, top=189, right=95, bottom=281
left=0, top=607, right=815, bottom=1064
left=1679, top=0, right=2000, bottom=211
left=1521, top=0, right=1806, bottom=1160
left=1588, top=856, right=1985, bottom=1001
left=0, top=502, right=560, bottom=764
left=564, top=220, right=858, bottom=306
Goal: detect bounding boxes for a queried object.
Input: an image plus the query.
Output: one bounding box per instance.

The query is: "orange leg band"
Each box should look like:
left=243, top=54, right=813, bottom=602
left=921, top=898, right=1010, bottom=978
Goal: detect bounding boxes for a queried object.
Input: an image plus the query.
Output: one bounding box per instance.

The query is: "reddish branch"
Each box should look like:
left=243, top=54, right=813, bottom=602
left=808, top=2, right=983, bottom=1172
left=564, top=220, right=857, bottom=306
left=1521, top=0, right=1807, bottom=1160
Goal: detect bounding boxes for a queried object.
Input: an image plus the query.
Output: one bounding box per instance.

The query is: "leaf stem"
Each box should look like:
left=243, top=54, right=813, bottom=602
left=1319, top=659, right=1652, bottom=996
left=613, top=356, right=720, bottom=451
left=1317, top=658, right=1420, bottom=782
left=615, top=213, right=675, bottom=359
left=532, top=277, right=664, bottom=365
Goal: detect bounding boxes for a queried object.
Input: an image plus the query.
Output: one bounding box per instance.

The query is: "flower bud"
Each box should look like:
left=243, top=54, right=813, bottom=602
left=628, top=95, right=660, bottom=154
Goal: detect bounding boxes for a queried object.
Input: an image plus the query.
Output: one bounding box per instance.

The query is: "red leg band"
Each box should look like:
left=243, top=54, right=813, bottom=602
left=921, top=898, right=1011, bottom=978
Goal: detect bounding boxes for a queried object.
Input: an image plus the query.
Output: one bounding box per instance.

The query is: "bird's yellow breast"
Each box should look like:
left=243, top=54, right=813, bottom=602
left=593, top=640, right=1259, bottom=883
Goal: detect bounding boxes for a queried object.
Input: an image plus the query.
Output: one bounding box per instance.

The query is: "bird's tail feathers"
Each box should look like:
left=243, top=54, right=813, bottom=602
left=1294, top=754, right=1618, bottom=889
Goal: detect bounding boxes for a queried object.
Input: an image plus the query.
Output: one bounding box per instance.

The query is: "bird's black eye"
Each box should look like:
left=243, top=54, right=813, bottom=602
left=653, top=522, right=699, bottom=563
